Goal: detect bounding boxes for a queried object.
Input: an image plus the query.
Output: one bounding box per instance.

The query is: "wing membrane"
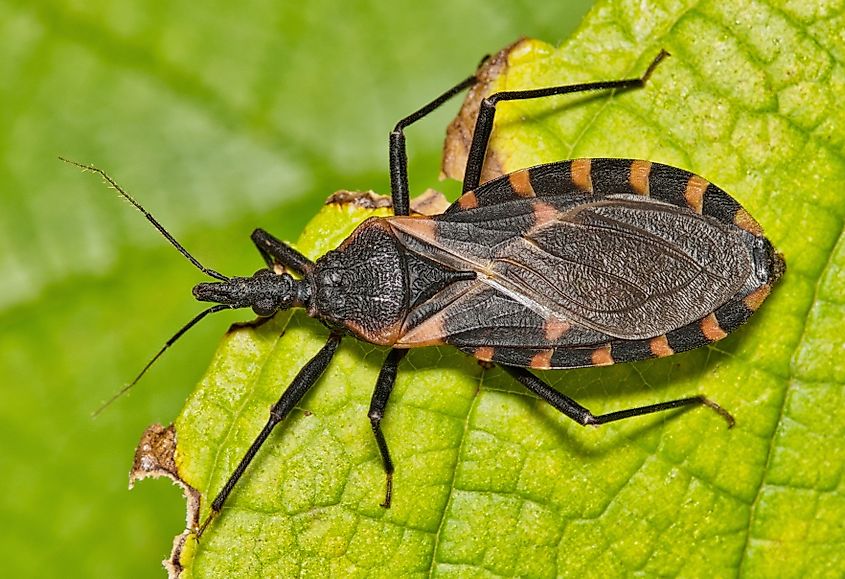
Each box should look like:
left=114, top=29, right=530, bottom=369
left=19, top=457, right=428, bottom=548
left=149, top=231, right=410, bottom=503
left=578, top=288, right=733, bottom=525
left=390, top=194, right=753, bottom=344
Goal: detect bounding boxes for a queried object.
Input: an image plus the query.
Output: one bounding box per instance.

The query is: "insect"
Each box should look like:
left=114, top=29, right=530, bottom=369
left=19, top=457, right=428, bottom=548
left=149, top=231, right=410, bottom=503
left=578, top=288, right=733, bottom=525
left=67, top=49, right=784, bottom=538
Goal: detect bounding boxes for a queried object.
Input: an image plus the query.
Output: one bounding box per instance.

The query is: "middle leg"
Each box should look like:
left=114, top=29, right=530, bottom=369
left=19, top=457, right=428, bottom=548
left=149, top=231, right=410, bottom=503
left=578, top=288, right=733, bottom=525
left=368, top=348, right=408, bottom=508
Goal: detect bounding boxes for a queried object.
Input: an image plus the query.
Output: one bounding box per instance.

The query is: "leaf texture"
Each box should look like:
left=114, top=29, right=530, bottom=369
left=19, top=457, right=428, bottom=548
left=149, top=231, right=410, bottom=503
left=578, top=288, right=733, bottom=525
left=175, top=2, right=845, bottom=575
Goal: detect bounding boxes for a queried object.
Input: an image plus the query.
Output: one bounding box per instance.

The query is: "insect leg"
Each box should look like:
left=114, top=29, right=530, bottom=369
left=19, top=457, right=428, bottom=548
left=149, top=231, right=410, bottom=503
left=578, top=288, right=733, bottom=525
left=390, top=75, right=477, bottom=216
left=502, top=365, right=735, bottom=428
left=368, top=348, right=408, bottom=508
left=462, top=50, right=669, bottom=192
left=196, top=332, right=343, bottom=537
left=251, top=228, right=313, bottom=274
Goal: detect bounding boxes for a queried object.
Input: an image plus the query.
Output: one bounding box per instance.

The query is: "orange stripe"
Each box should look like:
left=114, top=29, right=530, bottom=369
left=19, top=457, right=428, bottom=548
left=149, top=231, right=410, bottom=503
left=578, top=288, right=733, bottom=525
left=531, top=349, right=554, bottom=369
left=743, top=285, right=771, bottom=311
left=531, top=201, right=559, bottom=231
left=684, top=175, right=708, bottom=213
left=571, top=159, right=593, bottom=192
left=394, top=312, right=446, bottom=347
left=545, top=318, right=571, bottom=341
left=649, top=335, right=674, bottom=357
left=734, top=208, right=764, bottom=236
left=457, top=191, right=479, bottom=209
left=387, top=215, right=437, bottom=244
left=629, top=160, right=652, bottom=195
left=700, top=313, right=728, bottom=341
left=508, top=170, right=535, bottom=197
left=591, top=346, right=614, bottom=366
left=474, top=346, right=495, bottom=362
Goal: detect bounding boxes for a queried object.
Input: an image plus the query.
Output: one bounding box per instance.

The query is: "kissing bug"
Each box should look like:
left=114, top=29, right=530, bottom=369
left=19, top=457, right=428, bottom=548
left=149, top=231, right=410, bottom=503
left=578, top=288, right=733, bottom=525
left=67, top=48, right=784, bottom=537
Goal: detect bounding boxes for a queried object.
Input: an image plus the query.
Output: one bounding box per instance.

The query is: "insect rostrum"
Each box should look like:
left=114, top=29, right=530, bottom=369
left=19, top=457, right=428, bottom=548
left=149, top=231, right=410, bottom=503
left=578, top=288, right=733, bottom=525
left=74, top=49, right=785, bottom=538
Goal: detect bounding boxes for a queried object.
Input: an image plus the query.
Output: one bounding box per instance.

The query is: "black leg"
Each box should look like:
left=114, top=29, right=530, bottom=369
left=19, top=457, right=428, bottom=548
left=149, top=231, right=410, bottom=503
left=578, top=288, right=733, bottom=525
left=196, top=332, right=342, bottom=537
left=251, top=228, right=313, bottom=275
left=502, top=365, right=735, bottom=428
left=368, top=348, right=408, bottom=508
left=462, top=50, right=670, bottom=192
left=389, top=75, right=477, bottom=216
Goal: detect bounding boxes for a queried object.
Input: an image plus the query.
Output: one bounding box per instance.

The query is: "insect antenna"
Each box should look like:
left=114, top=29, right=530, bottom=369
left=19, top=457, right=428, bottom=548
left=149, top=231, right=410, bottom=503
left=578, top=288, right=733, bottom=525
left=92, top=304, right=233, bottom=417
left=59, top=157, right=229, bottom=282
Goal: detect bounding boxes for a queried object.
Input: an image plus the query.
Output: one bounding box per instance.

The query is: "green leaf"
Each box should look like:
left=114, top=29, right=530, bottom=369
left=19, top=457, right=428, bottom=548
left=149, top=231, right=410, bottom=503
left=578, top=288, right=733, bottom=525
left=172, top=2, right=845, bottom=577
left=5, top=0, right=842, bottom=577
left=0, top=1, right=596, bottom=577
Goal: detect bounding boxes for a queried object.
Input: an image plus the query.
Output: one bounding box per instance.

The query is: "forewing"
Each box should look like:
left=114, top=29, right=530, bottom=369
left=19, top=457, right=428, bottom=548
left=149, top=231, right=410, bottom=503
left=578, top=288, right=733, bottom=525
left=390, top=195, right=754, bottom=344
left=491, top=197, right=754, bottom=339
left=396, top=281, right=611, bottom=349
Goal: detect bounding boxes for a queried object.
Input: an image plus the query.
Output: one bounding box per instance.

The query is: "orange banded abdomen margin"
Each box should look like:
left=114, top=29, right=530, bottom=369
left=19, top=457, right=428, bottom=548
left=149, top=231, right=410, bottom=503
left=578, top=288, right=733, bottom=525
left=465, top=286, right=773, bottom=370
left=448, top=159, right=767, bottom=236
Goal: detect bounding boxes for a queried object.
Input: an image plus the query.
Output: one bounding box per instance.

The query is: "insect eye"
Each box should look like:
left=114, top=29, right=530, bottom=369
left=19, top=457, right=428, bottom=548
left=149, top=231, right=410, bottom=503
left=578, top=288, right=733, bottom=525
left=252, top=299, right=277, bottom=317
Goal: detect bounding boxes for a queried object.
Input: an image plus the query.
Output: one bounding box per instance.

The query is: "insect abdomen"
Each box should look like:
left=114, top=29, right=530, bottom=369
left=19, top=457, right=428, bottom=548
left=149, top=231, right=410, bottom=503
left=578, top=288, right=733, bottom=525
left=390, top=159, right=783, bottom=368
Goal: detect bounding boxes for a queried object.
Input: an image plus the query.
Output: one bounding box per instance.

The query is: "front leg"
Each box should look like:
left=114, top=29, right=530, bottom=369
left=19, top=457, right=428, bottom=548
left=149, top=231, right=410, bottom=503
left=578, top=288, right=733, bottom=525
left=251, top=228, right=313, bottom=275
left=197, top=332, right=343, bottom=537
left=368, top=348, right=408, bottom=507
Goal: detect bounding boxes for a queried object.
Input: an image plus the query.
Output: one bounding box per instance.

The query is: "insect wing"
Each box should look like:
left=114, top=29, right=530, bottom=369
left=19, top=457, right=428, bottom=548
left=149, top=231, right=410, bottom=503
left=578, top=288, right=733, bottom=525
left=388, top=158, right=778, bottom=369
left=492, top=195, right=755, bottom=339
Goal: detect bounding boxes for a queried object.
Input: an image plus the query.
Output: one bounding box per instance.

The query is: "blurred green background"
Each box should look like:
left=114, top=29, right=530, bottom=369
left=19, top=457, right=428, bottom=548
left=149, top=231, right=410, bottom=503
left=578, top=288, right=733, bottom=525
left=0, top=1, right=595, bottom=576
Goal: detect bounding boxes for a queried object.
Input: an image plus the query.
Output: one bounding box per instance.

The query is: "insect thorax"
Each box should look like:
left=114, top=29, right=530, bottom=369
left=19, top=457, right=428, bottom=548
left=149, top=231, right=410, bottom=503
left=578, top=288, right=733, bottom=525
left=310, top=218, right=407, bottom=344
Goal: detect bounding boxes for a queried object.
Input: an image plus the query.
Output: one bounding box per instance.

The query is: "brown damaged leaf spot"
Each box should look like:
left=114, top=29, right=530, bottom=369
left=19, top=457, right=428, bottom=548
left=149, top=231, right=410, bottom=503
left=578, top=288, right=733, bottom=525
left=130, top=423, right=181, bottom=488
left=325, top=188, right=450, bottom=216
left=130, top=424, right=199, bottom=579
left=442, top=38, right=531, bottom=184
left=410, top=188, right=451, bottom=216
left=325, top=189, right=393, bottom=209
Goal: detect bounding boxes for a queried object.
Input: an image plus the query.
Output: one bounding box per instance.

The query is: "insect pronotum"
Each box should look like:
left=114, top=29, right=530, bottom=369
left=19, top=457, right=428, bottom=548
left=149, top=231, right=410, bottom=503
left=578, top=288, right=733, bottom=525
left=67, top=48, right=784, bottom=538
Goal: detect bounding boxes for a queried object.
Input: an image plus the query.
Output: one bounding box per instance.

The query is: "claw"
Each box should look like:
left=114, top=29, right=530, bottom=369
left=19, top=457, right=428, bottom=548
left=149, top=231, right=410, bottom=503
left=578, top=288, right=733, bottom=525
left=702, top=397, right=737, bottom=428
left=195, top=509, right=219, bottom=540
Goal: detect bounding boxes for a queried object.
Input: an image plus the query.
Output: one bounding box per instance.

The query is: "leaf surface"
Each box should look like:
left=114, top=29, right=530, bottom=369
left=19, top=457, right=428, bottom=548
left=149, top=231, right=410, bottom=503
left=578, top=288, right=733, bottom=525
left=0, top=1, right=594, bottom=577
left=174, top=1, right=845, bottom=576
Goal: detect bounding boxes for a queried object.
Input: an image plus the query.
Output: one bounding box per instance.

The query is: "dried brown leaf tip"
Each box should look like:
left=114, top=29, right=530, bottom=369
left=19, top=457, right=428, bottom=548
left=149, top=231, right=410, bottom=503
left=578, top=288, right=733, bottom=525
left=410, top=188, right=450, bottom=216
left=441, top=39, right=530, bottom=183
left=130, top=424, right=199, bottom=579
left=130, top=423, right=181, bottom=486
left=325, top=189, right=394, bottom=209
left=325, top=188, right=449, bottom=216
